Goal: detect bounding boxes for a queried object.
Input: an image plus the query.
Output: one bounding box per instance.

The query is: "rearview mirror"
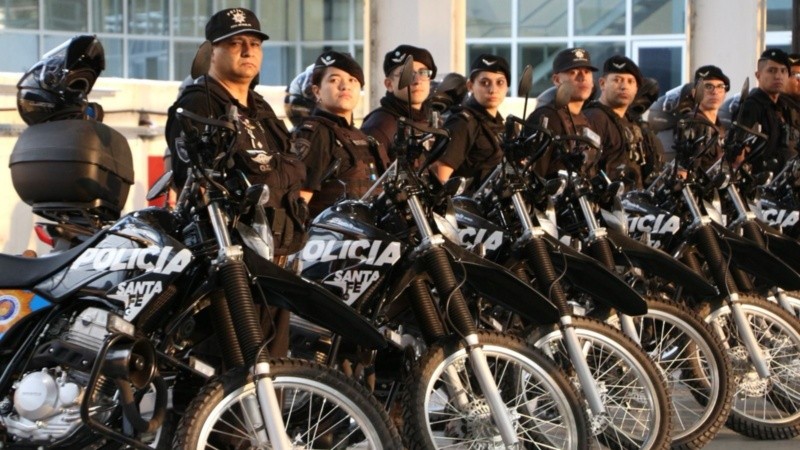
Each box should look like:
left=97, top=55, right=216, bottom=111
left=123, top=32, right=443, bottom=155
left=397, top=55, right=416, bottom=91
left=517, top=65, right=533, bottom=98
left=554, top=83, right=572, bottom=110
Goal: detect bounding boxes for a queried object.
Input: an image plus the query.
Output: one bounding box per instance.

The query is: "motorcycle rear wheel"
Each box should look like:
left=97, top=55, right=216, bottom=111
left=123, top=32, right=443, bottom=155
left=402, top=330, right=589, bottom=450
left=698, top=294, right=800, bottom=440
left=172, top=358, right=402, bottom=449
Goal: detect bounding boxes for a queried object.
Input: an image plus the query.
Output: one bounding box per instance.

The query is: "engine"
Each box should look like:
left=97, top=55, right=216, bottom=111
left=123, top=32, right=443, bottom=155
left=0, top=307, right=121, bottom=444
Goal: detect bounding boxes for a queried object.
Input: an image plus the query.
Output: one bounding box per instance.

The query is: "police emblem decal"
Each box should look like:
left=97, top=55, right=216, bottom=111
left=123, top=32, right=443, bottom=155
left=229, top=9, right=247, bottom=25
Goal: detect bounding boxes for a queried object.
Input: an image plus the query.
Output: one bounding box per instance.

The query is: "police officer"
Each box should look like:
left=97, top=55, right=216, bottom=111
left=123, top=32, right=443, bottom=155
left=677, top=65, right=731, bottom=172
left=433, top=54, right=509, bottom=188
left=166, top=8, right=306, bottom=252
left=165, top=7, right=306, bottom=357
left=739, top=48, right=798, bottom=174
left=783, top=53, right=800, bottom=154
left=361, top=44, right=437, bottom=159
left=292, top=51, right=389, bottom=218
left=526, top=47, right=601, bottom=178
left=584, top=55, right=650, bottom=188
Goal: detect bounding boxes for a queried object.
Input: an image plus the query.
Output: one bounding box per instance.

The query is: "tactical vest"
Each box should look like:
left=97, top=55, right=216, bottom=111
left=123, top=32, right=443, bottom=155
left=539, top=104, right=599, bottom=175
left=295, top=115, right=381, bottom=215
left=453, top=106, right=504, bottom=181
left=585, top=101, right=648, bottom=186
left=166, top=77, right=307, bottom=255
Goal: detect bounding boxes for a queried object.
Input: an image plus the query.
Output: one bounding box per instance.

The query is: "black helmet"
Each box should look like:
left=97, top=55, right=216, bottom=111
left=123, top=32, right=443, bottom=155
left=428, top=72, right=467, bottom=112
left=629, top=77, right=660, bottom=119
left=535, top=86, right=557, bottom=108
left=284, top=64, right=316, bottom=127
left=17, top=35, right=105, bottom=125
left=647, top=83, right=694, bottom=133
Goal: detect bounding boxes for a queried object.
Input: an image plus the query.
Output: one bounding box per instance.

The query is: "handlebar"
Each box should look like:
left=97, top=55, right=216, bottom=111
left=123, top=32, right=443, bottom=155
left=175, top=107, right=237, bottom=133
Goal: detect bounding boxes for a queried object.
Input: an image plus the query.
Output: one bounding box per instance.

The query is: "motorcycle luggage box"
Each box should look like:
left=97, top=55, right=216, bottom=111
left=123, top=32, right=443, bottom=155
left=9, top=120, right=134, bottom=221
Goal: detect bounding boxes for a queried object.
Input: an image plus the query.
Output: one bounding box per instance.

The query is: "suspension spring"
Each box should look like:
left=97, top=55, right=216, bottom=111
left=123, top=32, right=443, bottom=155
left=741, top=220, right=767, bottom=248
left=589, top=238, right=616, bottom=270
left=695, top=224, right=738, bottom=295
left=424, top=246, right=477, bottom=337
left=524, top=238, right=570, bottom=315
left=219, top=260, right=268, bottom=365
left=408, top=278, right=448, bottom=343
left=681, top=249, right=703, bottom=275
left=210, top=289, right=246, bottom=367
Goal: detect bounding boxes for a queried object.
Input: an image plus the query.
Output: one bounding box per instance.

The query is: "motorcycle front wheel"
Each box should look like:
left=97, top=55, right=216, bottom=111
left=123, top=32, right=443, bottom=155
left=528, top=316, right=672, bottom=450
left=608, top=297, right=733, bottom=449
left=173, top=358, right=402, bottom=449
left=402, top=330, right=589, bottom=450
left=698, top=294, right=800, bottom=440
left=767, top=289, right=800, bottom=319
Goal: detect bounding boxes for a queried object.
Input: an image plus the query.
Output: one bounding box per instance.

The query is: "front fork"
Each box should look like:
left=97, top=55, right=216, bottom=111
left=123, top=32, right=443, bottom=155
left=207, top=201, right=293, bottom=449
left=576, top=196, right=642, bottom=346
left=682, top=187, right=771, bottom=379
left=407, top=194, right=519, bottom=447
left=512, top=192, right=607, bottom=416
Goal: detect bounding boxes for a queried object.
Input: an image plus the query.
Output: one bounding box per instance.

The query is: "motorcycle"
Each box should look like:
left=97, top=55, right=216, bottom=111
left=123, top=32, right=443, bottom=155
left=294, top=56, right=590, bottom=450
left=621, top=80, right=800, bottom=440
left=1, top=39, right=401, bottom=448
left=533, top=83, right=735, bottom=449
left=452, top=70, right=677, bottom=449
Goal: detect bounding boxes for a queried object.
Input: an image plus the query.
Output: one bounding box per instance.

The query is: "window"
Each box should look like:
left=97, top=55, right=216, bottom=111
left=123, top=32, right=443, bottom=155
left=0, top=0, right=39, bottom=30
left=466, top=0, right=688, bottom=96
left=2, top=0, right=364, bottom=85
left=767, top=0, right=792, bottom=32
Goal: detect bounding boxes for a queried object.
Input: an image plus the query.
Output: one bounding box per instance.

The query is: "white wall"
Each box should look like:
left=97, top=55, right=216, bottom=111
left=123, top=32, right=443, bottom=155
left=689, top=0, right=765, bottom=92
left=367, top=0, right=466, bottom=110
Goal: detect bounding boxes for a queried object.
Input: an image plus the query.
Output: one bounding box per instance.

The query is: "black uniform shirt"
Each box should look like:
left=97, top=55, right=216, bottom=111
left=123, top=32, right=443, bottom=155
left=361, top=93, right=429, bottom=160
left=739, top=88, right=798, bottom=173
left=439, top=96, right=504, bottom=184
left=525, top=104, right=597, bottom=178
left=584, top=102, right=648, bottom=188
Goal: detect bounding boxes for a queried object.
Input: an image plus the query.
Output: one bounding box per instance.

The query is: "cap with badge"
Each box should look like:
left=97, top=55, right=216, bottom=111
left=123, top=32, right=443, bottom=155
left=205, top=8, right=269, bottom=43
left=311, top=50, right=364, bottom=86
left=383, top=45, right=437, bottom=78
left=694, top=65, right=730, bottom=92
left=601, top=55, right=643, bottom=87
left=552, top=47, right=598, bottom=74
left=469, top=54, right=510, bottom=84
left=788, top=53, right=800, bottom=68
left=759, top=48, right=790, bottom=70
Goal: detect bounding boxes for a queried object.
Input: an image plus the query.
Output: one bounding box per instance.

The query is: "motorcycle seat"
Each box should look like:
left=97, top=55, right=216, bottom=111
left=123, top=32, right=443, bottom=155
left=0, top=233, right=102, bottom=288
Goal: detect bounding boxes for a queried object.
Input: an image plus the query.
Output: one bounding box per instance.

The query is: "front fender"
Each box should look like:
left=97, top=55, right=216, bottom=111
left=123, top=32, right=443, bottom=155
left=542, top=234, right=648, bottom=316
left=756, top=219, right=800, bottom=272
left=605, top=229, right=718, bottom=297
left=441, top=241, right=560, bottom=324
left=244, top=250, right=386, bottom=349
left=710, top=222, right=800, bottom=290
